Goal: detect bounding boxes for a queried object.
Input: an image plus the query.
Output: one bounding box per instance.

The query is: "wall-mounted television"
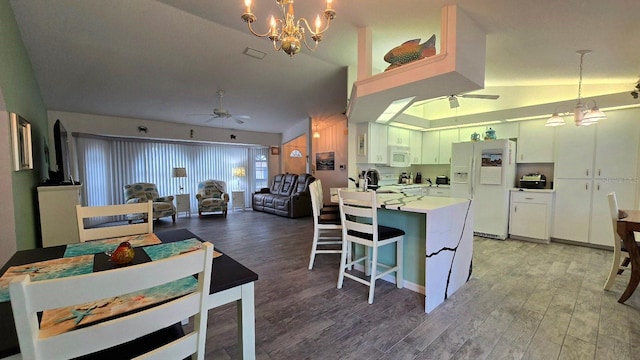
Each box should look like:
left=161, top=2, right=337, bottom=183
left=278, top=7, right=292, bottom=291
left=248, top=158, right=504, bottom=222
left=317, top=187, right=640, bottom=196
left=48, top=119, right=77, bottom=185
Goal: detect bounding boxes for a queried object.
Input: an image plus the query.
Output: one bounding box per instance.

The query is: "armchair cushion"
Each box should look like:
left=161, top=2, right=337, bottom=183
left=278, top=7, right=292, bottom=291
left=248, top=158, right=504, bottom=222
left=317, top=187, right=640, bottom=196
left=196, top=180, right=229, bottom=217
left=123, top=183, right=176, bottom=222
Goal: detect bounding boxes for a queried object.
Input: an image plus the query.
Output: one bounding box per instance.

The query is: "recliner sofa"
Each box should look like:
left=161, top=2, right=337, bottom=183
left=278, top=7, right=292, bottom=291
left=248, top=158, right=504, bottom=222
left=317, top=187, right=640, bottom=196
left=252, top=173, right=315, bottom=218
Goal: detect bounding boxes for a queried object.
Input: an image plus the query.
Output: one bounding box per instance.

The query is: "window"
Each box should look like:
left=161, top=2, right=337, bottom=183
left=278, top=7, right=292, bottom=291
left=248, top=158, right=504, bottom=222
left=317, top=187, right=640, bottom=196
left=254, top=154, right=268, bottom=191
left=76, top=134, right=268, bottom=210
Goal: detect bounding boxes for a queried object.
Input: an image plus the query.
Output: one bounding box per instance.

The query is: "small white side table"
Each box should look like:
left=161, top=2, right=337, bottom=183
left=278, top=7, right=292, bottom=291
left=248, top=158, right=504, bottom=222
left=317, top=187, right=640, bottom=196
left=175, top=193, right=191, bottom=218
left=232, top=191, right=245, bottom=211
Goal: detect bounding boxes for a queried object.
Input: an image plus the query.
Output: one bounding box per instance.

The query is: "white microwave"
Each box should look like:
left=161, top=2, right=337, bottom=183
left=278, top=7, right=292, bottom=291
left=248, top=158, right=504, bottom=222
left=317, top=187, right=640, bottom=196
left=388, top=146, right=411, bottom=167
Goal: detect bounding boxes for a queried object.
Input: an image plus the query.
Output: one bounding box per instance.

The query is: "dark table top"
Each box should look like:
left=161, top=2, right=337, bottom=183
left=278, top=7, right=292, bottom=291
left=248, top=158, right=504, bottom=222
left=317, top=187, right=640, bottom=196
left=0, top=228, right=258, bottom=358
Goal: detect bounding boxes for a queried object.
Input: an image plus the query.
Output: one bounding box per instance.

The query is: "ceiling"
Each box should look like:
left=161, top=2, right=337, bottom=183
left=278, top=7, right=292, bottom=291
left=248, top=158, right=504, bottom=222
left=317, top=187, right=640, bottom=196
left=9, top=0, right=640, bottom=134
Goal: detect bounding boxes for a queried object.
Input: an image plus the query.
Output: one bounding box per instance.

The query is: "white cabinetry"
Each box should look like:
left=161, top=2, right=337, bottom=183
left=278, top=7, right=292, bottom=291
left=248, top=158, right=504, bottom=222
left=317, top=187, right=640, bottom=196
left=555, top=124, right=596, bottom=179
left=356, top=122, right=388, bottom=164
left=421, top=129, right=458, bottom=165
left=38, top=185, right=81, bottom=247
left=509, top=190, right=554, bottom=243
left=552, top=111, right=640, bottom=245
left=410, top=130, right=422, bottom=164
left=388, top=126, right=411, bottom=146
left=421, top=131, right=439, bottom=164
left=439, top=129, right=459, bottom=164
left=516, top=119, right=555, bottom=163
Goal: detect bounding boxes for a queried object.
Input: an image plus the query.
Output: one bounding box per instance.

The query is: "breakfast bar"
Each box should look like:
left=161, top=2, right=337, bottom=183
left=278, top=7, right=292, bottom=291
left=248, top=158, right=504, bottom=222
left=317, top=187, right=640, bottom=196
left=336, top=189, right=473, bottom=313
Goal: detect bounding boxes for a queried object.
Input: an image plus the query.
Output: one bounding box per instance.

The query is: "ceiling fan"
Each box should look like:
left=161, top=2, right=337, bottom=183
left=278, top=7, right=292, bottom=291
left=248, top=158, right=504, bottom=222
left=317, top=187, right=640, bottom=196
left=190, top=90, right=251, bottom=124
left=413, top=93, right=500, bottom=109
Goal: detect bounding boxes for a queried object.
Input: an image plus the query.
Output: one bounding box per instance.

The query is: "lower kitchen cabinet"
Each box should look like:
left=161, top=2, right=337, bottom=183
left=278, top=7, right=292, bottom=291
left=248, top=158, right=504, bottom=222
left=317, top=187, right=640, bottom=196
left=509, top=189, right=554, bottom=243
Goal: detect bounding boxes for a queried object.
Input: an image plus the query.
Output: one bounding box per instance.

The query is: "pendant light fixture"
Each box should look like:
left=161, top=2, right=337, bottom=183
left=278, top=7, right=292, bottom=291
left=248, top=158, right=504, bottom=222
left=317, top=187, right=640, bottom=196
left=546, top=50, right=607, bottom=127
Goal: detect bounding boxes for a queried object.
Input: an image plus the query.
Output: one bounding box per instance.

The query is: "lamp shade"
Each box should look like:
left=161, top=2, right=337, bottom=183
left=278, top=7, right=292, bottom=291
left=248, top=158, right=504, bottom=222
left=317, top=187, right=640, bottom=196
left=545, top=112, right=566, bottom=127
left=233, top=167, right=246, bottom=177
left=582, top=105, right=606, bottom=126
left=172, top=167, right=187, bottom=178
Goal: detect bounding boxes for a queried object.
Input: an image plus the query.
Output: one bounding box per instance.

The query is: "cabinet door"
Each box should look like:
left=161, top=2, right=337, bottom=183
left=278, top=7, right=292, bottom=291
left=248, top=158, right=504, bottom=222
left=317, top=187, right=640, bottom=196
left=588, top=181, right=636, bottom=246
left=410, top=130, right=422, bottom=164
left=555, top=122, right=596, bottom=178
left=517, top=119, right=555, bottom=163
left=388, top=126, right=410, bottom=146
left=552, top=179, right=592, bottom=243
left=510, top=202, right=548, bottom=240
left=439, top=129, right=459, bottom=164
left=594, top=113, right=640, bottom=180
left=370, top=123, right=388, bottom=163
left=421, top=131, right=439, bottom=164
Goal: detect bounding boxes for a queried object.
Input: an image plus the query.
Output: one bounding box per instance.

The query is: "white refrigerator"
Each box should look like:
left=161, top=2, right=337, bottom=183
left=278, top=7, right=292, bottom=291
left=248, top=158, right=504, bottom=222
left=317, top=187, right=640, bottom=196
left=450, top=139, right=517, bottom=240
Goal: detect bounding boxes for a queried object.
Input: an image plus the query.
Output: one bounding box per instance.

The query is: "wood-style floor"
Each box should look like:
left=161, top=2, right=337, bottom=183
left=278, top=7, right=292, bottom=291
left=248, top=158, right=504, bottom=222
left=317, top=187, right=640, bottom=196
left=155, top=210, right=640, bottom=360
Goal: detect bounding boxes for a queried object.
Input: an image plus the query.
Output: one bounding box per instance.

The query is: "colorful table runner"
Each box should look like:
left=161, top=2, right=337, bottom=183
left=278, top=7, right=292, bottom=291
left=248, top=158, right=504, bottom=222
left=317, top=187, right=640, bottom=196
left=63, top=233, right=162, bottom=257
left=0, top=255, right=94, bottom=302
left=38, top=239, right=202, bottom=338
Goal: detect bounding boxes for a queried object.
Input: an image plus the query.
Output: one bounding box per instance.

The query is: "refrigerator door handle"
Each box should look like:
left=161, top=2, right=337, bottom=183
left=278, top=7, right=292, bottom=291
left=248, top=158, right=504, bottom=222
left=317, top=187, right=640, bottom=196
left=469, top=156, right=475, bottom=197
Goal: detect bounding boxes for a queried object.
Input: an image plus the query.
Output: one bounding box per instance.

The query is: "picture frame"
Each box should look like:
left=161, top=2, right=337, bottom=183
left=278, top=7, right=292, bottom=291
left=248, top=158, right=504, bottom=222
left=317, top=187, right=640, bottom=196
left=270, top=146, right=280, bottom=155
left=10, top=113, right=33, bottom=171
left=316, top=152, right=335, bottom=171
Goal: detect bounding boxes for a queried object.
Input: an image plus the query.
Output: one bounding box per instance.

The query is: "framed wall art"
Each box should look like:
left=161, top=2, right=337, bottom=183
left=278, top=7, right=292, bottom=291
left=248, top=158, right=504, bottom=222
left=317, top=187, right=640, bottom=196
left=270, top=146, right=280, bottom=155
left=10, top=112, right=33, bottom=171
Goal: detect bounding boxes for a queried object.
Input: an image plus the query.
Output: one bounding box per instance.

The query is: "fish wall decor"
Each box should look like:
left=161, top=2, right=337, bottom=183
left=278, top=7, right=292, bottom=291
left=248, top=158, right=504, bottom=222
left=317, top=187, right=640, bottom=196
left=383, top=34, right=436, bottom=71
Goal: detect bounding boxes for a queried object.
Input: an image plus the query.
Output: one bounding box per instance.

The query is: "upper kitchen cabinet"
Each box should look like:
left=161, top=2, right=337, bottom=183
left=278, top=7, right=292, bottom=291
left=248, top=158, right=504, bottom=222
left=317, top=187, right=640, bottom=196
left=388, top=126, right=411, bottom=146
left=593, top=112, right=640, bottom=180
left=555, top=122, right=596, bottom=179
left=410, top=130, right=422, bottom=164
left=439, top=129, right=459, bottom=164
left=421, top=131, right=440, bottom=164
left=356, top=122, right=388, bottom=164
left=517, top=119, right=555, bottom=163
left=421, top=129, right=458, bottom=165
left=490, top=123, right=518, bottom=139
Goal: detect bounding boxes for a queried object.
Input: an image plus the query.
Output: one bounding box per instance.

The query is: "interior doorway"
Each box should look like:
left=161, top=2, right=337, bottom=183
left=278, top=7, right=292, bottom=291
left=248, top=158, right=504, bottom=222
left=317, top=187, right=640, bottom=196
left=283, top=134, right=307, bottom=174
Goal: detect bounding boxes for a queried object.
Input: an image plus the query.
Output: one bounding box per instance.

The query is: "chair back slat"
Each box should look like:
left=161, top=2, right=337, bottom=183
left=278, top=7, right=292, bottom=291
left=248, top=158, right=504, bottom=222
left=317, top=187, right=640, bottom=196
left=76, top=202, right=153, bottom=242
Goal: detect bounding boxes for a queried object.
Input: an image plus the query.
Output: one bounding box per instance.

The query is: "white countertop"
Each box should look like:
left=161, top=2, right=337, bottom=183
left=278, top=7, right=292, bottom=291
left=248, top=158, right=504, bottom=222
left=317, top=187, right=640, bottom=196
left=334, top=188, right=468, bottom=214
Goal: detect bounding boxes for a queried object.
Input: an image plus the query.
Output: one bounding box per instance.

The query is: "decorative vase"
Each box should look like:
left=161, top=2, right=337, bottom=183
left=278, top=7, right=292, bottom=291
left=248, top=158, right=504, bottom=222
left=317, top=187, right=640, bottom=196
left=470, top=132, right=481, bottom=141
left=484, top=127, right=496, bottom=140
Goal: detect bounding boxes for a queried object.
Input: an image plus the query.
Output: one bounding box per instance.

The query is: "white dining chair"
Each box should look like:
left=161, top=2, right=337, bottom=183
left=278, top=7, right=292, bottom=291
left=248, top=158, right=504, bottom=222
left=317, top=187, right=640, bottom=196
left=337, top=189, right=404, bottom=304
left=308, top=180, right=342, bottom=270
left=9, top=241, right=214, bottom=360
left=76, top=201, right=153, bottom=242
left=604, top=192, right=633, bottom=290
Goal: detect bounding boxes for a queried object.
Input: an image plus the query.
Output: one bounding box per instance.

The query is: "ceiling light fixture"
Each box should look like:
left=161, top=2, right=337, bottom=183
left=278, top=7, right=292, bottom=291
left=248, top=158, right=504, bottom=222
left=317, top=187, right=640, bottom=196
left=546, top=50, right=607, bottom=127
left=241, top=0, right=336, bottom=57
left=313, top=124, right=320, bottom=138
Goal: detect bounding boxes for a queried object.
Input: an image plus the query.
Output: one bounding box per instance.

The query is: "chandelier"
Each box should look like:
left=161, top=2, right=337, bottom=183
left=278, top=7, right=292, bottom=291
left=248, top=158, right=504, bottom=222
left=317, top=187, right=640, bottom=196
left=546, top=50, right=607, bottom=127
left=241, top=0, right=336, bottom=57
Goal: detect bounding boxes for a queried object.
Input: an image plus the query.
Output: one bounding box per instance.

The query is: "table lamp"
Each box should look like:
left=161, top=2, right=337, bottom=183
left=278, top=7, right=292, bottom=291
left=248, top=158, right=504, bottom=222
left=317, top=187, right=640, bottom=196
left=233, top=166, right=246, bottom=190
left=172, top=167, right=187, bottom=193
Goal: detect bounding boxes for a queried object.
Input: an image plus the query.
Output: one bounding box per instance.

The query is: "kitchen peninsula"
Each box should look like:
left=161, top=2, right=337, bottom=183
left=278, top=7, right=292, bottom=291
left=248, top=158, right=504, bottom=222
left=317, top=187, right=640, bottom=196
left=336, top=190, right=473, bottom=313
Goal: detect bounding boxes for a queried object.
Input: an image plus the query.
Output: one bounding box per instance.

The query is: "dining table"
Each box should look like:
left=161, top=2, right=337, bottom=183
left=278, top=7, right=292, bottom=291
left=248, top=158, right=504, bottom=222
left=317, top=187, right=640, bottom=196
left=616, top=209, right=640, bottom=303
left=0, top=228, right=258, bottom=360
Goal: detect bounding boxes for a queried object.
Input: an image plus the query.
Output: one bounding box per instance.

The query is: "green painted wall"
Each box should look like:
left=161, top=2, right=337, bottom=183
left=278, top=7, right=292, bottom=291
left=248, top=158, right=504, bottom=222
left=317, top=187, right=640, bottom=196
left=0, top=2, right=48, bottom=250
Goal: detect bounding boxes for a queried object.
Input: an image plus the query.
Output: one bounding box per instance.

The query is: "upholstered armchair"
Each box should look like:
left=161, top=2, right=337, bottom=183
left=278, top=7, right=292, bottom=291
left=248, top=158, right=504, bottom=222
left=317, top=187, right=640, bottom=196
left=196, top=180, right=229, bottom=217
left=123, top=183, right=176, bottom=223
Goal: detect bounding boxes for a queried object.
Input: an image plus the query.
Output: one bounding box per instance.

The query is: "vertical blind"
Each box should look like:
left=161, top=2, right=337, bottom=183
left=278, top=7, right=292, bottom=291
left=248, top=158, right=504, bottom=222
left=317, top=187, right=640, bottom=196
left=75, top=134, right=268, bottom=213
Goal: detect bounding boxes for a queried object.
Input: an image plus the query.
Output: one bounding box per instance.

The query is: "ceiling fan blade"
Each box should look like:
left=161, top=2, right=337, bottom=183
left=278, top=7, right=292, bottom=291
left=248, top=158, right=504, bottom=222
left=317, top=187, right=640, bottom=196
left=458, top=94, right=500, bottom=100
left=233, top=118, right=245, bottom=124
left=411, top=96, right=447, bottom=107
left=186, top=113, right=215, bottom=117
left=204, top=116, right=217, bottom=123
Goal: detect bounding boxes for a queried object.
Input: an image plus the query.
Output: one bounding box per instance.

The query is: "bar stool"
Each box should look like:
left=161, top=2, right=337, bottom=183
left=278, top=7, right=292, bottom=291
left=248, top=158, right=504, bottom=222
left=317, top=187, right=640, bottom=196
left=308, top=180, right=342, bottom=270
left=337, top=189, right=403, bottom=304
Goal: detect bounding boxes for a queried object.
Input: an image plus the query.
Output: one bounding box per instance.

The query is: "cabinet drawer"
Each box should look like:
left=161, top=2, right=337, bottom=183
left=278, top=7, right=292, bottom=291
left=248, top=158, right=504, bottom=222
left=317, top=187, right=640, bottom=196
left=510, top=191, right=551, bottom=204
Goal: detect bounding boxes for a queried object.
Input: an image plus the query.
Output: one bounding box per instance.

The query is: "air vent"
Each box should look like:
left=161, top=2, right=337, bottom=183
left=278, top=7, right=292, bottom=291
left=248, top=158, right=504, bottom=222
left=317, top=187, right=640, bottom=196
left=243, top=47, right=266, bottom=60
